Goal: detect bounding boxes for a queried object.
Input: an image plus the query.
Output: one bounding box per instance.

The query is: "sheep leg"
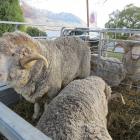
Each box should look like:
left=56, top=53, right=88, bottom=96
left=44, top=102, right=48, bottom=111
left=32, top=102, right=41, bottom=120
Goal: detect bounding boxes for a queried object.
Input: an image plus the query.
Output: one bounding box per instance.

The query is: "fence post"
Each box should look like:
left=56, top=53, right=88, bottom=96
left=102, top=32, right=108, bottom=57
left=98, top=31, right=103, bottom=59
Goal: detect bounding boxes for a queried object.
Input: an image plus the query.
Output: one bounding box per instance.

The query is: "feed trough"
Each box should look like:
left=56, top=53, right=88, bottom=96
left=0, top=84, right=20, bottom=106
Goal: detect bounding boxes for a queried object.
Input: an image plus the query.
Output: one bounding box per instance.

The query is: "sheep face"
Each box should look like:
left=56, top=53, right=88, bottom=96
left=116, top=35, right=140, bottom=81
left=0, top=32, right=48, bottom=91
left=123, top=45, right=140, bottom=80
left=0, top=47, right=31, bottom=89
left=123, top=43, right=140, bottom=81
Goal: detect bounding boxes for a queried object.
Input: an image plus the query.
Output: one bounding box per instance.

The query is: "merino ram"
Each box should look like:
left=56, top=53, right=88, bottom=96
left=116, top=34, right=140, bottom=91
left=0, top=31, right=91, bottom=118
left=90, top=54, right=126, bottom=87
left=37, top=76, right=112, bottom=140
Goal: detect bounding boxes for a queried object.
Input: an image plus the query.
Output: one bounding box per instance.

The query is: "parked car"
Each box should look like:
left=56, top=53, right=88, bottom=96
left=60, top=27, right=100, bottom=53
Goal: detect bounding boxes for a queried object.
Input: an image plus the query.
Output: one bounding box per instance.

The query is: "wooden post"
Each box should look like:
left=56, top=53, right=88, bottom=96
left=86, top=0, right=89, bottom=27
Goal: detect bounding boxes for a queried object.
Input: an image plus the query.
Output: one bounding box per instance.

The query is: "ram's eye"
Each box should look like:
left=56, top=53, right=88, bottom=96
left=12, top=53, right=15, bottom=56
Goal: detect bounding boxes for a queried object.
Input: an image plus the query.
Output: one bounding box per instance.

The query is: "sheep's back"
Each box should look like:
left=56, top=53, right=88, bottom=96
left=37, top=76, right=110, bottom=140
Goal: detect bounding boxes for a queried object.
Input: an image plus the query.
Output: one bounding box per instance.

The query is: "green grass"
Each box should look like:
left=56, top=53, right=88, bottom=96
left=107, top=48, right=123, bottom=60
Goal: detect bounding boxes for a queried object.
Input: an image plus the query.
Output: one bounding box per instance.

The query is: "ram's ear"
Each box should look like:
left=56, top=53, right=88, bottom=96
left=20, top=53, right=48, bottom=69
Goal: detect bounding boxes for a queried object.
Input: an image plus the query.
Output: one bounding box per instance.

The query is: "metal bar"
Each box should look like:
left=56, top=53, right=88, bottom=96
left=0, top=85, right=11, bottom=91
left=0, top=21, right=59, bottom=27
left=98, top=32, right=103, bottom=58
left=86, top=0, right=89, bottom=27
left=103, top=28, right=140, bottom=34
left=0, top=83, right=11, bottom=91
left=59, top=28, right=140, bottom=34
left=1, top=21, right=140, bottom=34
left=57, top=26, right=140, bottom=34
left=0, top=102, right=51, bottom=140
left=0, top=21, right=83, bottom=31
left=103, top=38, right=140, bottom=43
left=0, top=21, right=66, bottom=31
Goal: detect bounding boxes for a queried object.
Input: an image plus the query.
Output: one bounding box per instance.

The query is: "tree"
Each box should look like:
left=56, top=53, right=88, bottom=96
left=26, top=27, right=47, bottom=37
left=0, top=0, right=24, bottom=36
left=105, top=4, right=140, bottom=39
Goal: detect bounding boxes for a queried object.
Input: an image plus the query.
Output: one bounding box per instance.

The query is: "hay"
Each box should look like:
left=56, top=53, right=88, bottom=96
left=108, top=86, right=140, bottom=140
left=11, top=99, right=35, bottom=125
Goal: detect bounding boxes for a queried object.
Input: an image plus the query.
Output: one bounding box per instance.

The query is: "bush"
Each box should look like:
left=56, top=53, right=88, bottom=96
left=26, top=27, right=47, bottom=37
left=0, top=0, right=24, bottom=36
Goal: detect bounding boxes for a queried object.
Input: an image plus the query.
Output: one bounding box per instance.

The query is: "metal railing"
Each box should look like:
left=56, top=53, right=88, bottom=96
left=0, top=102, right=51, bottom=140
left=0, top=21, right=61, bottom=30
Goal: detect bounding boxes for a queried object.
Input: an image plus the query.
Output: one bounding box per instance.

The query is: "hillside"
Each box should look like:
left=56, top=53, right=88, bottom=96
left=21, top=1, right=86, bottom=27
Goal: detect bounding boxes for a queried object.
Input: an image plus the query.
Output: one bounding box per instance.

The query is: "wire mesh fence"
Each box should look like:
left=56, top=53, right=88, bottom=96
left=94, top=29, right=140, bottom=89
left=60, top=26, right=140, bottom=90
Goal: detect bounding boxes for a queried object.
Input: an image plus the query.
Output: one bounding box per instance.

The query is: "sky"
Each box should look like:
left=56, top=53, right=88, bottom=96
left=25, top=0, right=140, bottom=27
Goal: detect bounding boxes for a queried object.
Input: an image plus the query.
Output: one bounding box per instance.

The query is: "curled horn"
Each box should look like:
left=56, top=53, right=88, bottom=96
left=20, top=53, right=49, bottom=69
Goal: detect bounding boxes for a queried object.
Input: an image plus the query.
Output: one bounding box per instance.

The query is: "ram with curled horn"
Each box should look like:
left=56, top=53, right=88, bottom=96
left=114, top=34, right=140, bottom=92
left=20, top=53, right=49, bottom=69
left=0, top=31, right=91, bottom=119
